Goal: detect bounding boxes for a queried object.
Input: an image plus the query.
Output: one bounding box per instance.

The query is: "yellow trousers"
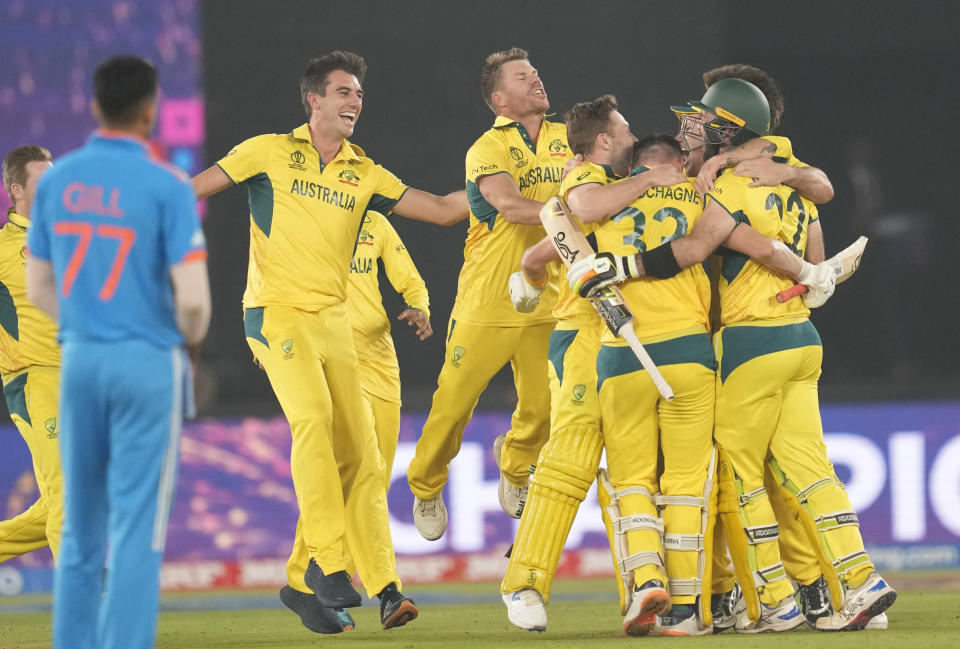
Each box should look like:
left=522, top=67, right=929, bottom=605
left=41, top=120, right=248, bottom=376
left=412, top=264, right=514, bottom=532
left=408, top=319, right=553, bottom=498
left=0, top=366, right=61, bottom=563
left=714, top=320, right=873, bottom=606
left=244, top=304, right=399, bottom=597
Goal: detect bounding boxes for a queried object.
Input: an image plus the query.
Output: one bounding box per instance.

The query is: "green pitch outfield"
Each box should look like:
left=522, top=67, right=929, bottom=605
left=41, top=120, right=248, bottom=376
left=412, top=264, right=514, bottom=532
left=2, top=576, right=959, bottom=648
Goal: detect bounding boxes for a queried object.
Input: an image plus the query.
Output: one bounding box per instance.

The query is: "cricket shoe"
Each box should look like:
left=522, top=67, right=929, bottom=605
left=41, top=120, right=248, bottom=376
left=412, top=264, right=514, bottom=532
left=279, top=585, right=346, bottom=634
left=866, top=612, right=888, bottom=629
left=711, top=582, right=745, bottom=633
left=796, top=574, right=832, bottom=627
left=502, top=588, right=547, bottom=631
left=734, top=596, right=805, bottom=633
left=623, top=580, right=671, bottom=637
left=378, top=582, right=418, bottom=629
left=815, top=573, right=896, bottom=631
left=413, top=494, right=447, bottom=540
left=303, top=559, right=362, bottom=609
left=658, top=603, right=712, bottom=636
left=493, top=434, right=529, bottom=518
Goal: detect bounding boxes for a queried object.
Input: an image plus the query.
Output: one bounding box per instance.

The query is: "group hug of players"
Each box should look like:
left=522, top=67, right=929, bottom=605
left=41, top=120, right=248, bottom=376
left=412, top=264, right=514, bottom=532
left=0, top=46, right=894, bottom=640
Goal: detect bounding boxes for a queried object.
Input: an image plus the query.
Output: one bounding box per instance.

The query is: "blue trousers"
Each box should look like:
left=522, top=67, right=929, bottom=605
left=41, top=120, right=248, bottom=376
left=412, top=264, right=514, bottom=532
left=54, top=340, right=187, bottom=649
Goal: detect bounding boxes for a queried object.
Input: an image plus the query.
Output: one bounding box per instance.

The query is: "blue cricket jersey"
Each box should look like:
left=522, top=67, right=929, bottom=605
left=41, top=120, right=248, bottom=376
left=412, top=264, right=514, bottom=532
left=28, top=130, right=206, bottom=348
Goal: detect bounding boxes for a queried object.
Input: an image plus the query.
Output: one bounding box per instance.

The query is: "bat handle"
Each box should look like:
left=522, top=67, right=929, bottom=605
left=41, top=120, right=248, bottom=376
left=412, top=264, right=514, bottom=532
left=776, top=283, right=808, bottom=303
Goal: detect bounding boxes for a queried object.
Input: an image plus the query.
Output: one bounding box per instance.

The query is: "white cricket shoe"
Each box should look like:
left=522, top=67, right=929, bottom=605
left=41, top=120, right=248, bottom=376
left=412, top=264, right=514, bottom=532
left=866, top=611, right=888, bottom=629
left=502, top=589, right=547, bottom=631
left=623, top=580, right=671, bottom=637
left=493, top=434, right=528, bottom=518
left=816, top=573, right=896, bottom=631
left=711, top=583, right=746, bottom=632
left=658, top=603, right=712, bottom=636
left=734, top=596, right=805, bottom=633
left=412, top=495, right=447, bottom=541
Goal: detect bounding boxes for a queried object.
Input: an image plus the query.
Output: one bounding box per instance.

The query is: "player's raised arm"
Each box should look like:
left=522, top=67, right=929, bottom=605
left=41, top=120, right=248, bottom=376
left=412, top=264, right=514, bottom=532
left=192, top=164, right=234, bottom=200
left=392, top=187, right=468, bottom=226
left=732, top=157, right=834, bottom=204
left=474, top=172, right=545, bottom=225
left=567, top=165, right=686, bottom=224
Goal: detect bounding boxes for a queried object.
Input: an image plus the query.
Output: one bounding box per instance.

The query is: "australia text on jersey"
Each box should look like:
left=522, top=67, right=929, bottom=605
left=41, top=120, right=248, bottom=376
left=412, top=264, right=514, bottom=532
left=289, top=179, right=357, bottom=211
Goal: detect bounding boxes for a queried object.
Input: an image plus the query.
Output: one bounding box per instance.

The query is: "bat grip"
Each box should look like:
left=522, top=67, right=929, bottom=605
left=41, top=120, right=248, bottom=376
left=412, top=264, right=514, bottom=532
left=776, top=283, right=808, bottom=303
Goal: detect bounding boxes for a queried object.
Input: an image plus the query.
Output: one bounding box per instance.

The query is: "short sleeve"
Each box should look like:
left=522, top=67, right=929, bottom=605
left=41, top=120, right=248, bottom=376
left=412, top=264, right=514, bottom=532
left=559, top=163, right=609, bottom=200
left=216, top=134, right=275, bottom=184
left=26, top=173, right=53, bottom=261
left=465, top=134, right=509, bottom=184
left=706, top=174, right=743, bottom=221
left=367, top=165, right=408, bottom=216
left=163, top=177, right=206, bottom=266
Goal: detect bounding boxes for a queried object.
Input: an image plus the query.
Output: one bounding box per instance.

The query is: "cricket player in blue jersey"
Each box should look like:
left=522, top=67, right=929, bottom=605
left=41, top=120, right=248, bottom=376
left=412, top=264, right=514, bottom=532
left=26, top=56, right=211, bottom=649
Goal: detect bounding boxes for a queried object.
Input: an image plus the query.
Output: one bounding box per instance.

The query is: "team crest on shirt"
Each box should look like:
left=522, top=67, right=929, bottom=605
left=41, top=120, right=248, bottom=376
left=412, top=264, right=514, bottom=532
left=509, top=147, right=528, bottom=169
left=451, top=346, right=467, bottom=368
left=338, top=169, right=361, bottom=187
left=289, top=150, right=307, bottom=171
left=548, top=139, right=569, bottom=157
left=571, top=384, right=586, bottom=406
left=357, top=229, right=375, bottom=246
left=45, top=417, right=57, bottom=438
left=281, top=338, right=295, bottom=359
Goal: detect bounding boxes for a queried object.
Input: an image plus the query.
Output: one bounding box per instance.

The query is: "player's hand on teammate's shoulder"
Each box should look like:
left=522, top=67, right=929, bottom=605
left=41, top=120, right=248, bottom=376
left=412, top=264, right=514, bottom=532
left=643, top=164, right=687, bottom=188
left=797, top=260, right=837, bottom=308
left=397, top=308, right=433, bottom=341
left=562, top=154, right=585, bottom=180
left=694, top=156, right=726, bottom=194
left=508, top=271, right=545, bottom=313
left=733, top=158, right=790, bottom=188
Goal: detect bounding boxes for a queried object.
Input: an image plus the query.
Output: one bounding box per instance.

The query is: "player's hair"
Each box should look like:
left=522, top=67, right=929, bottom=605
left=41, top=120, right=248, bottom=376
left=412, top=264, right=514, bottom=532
left=632, top=134, right=682, bottom=168
left=300, top=51, right=367, bottom=117
left=565, top=94, right=619, bottom=157
left=2, top=145, right=52, bottom=197
left=93, top=55, right=158, bottom=126
left=703, top=64, right=784, bottom=132
left=480, top=47, right=530, bottom=113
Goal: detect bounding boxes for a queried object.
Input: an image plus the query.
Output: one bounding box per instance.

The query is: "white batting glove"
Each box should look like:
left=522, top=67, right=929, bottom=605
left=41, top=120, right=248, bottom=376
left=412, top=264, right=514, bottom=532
left=508, top=271, right=545, bottom=313
left=566, top=252, right=638, bottom=297
left=797, top=260, right=836, bottom=308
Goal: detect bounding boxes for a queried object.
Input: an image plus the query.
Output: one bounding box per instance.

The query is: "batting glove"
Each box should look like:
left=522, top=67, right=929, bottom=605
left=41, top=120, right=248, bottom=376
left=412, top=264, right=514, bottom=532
left=567, top=252, right=639, bottom=298
left=797, top=260, right=837, bottom=308
left=508, top=271, right=545, bottom=313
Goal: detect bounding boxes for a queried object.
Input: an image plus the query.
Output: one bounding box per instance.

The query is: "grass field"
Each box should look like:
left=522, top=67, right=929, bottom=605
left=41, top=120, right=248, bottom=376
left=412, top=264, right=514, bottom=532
left=2, top=576, right=959, bottom=648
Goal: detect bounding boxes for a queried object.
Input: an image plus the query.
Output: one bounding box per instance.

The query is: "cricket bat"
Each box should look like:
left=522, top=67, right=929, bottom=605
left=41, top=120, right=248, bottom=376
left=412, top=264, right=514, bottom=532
left=776, top=236, right=868, bottom=303
left=539, top=196, right=674, bottom=401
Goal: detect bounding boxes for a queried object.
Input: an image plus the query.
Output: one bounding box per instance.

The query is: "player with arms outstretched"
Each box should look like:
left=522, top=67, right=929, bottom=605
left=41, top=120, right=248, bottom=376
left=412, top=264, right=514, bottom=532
left=408, top=48, right=572, bottom=539
left=193, top=50, right=465, bottom=632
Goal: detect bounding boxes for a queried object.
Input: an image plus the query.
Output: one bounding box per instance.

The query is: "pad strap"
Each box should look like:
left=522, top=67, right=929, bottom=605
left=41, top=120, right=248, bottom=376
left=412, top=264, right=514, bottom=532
left=664, top=532, right=704, bottom=551
left=816, top=510, right=860, bottom=531
left=615, top=513, right=664, bottom=534
left=622, top=551, right=664, bottom=572
left=655, top=494, right=705, bottom=508
left=667, top=577, right=702, bottom=596
left=753, top=561, right=787, bottom=586
left=738, top=485, right=767, bottom=506
left=833, top=550, right=872, bottom=576
left=611, top=485, right=656, bottom=503
left=745, top=523, right=780, bottom=544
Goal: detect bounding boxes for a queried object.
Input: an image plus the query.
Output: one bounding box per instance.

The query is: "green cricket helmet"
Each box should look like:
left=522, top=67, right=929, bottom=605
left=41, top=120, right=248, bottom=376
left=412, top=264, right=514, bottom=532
left=689, top=78, right=771, bottom=144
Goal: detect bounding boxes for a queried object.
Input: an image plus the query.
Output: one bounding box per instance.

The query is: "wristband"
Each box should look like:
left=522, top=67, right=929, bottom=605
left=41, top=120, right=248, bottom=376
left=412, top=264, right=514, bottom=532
left=638, top=245, right=682, bottom=279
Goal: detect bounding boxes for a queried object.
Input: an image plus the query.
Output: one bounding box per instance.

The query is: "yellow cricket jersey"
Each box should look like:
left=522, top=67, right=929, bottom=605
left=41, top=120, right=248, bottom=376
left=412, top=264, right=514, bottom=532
left=0, top=210, right=60, bottom=379
left=707, top=164, right=819, bottom=325
left=455, top=116, right=572, bottom=326
left=591, top=171, right=711, bottom=342
left=556, top=161, right=613, bottom=326
left=217, top=124, right=408, bottom=310
left=347, top=210, right=429, bottom=404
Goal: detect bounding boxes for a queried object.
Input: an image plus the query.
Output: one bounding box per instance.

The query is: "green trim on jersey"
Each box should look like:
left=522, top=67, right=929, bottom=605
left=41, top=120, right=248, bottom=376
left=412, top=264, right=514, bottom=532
left=3, top=372, right=31, bottom=425
left=597, top=333, right=716, bottom=391
left=548, top=328, right=579, bottom=385
left=466, top=178, right=501, bottom=230
left=243, top=307, right=269, bottom=348
left=719, top=319, right=821, bottom=383
left=245, top=172, right=274, bottom=237
left=0, top=280, right=19, bottom=341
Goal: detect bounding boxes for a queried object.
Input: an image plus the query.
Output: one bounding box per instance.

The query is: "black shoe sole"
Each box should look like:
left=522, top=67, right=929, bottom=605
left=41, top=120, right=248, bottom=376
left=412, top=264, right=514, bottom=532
left=279, top=586, right=344, bottom=634
left=382, top=599, right=419, bottom=630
